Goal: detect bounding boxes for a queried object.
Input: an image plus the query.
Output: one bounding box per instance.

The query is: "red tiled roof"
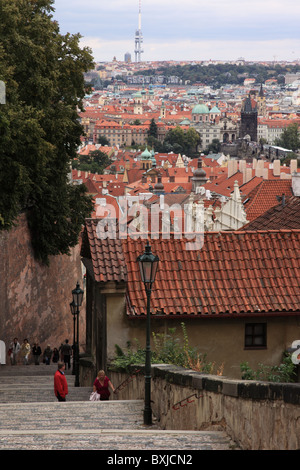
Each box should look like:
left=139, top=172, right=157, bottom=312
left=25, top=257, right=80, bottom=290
left=81, top=219, right=127, bottom=283
left=239, top=176, right=263, bottom=197
left=83, top=178, right=99, bottom=195
left=125, top=169, right=145, bottom=184
left=123, top=232, right=300, bottom=317
left=204, top=172, right=244, bottom=197
left=81, top=225, right=300, bottom=317
left=244, top=180, right=293, bottom=221
left=242, top=196, right=300, bottom=230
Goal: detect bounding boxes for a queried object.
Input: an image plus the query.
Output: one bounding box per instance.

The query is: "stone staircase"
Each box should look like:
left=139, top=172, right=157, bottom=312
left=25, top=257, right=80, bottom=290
left=0, top=364, right=235, bottom=450
left=0, top=375, right=91, bottom=402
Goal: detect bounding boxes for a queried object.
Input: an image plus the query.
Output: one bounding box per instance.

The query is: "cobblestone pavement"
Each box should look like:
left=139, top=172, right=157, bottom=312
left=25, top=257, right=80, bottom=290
left=0, top=430, right=233, bottom=450
left=0, top=364, right=236, bottom=451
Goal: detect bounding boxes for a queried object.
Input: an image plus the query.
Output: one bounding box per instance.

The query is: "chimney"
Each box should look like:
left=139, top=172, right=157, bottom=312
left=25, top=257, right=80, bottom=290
left=255, top=160, right=264, bottom=177
left=243, top=168, right=253, bottom=184
left=292, top=172, right=300, bottom=196
left=273, top=159, right=280, bottom=177
left=239, top=160, right=246, bottom=173
left=262, top=168, right=269, bottom=179
left=228, top=159, right=237, bottom=178
left=290, top=159, right=297, bottom=174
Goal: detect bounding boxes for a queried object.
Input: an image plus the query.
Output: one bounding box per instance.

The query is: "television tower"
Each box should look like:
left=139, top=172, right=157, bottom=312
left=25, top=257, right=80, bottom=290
left=134, top=0, right=144, bottom=62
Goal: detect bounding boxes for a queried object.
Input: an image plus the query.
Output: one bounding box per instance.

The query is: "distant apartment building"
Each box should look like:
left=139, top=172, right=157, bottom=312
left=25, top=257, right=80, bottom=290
left=258, top=118, right=300, bottom=144
left=285, top=73, right=300, bottom=85
left=124, top=52, right=131, bottom=63
left=93, top=120, right=149, bottom=147
left=127, top=75, right=180, bottom=85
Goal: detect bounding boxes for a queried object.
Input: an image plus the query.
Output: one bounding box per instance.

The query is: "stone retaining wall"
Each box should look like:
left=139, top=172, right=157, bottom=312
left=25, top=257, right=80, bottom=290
left=108, top=364, right=300, bottom=451
left=0, top=213, right=85, bottom=352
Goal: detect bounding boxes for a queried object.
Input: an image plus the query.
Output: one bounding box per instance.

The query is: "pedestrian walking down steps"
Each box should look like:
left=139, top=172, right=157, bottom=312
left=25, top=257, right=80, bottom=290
left=91, top=370, right=116, bottom=401
left=32, top=343, right=42, bottom=365
left=61, top=339, right=72, bottom=370
left=21, top=339, right=30, bottom=365
left=8, top=338, right=20, bottom=365
left=54, top=362, right=68, bottom=402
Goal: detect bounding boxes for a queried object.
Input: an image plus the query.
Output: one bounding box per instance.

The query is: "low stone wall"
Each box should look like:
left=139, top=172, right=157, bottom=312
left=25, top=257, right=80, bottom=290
left=109, top=364, right=300, bottom=451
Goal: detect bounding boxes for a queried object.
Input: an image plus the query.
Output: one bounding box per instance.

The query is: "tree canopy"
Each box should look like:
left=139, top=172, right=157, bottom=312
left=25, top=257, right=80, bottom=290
left=0, top=0, right=94, bottom=263
left=163, top=127, right=200, bottom=157
left=148, top=118, right=158, bottom=139
left=72, top=150, right=111, bottom=174
left=274, top=123, right=300, bottom=152
left=135, top=63, right=300, bottom=88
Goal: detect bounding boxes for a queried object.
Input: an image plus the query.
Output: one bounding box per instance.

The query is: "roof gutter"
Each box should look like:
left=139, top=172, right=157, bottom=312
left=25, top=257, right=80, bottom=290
left=127, top=311, right=300, bottom=319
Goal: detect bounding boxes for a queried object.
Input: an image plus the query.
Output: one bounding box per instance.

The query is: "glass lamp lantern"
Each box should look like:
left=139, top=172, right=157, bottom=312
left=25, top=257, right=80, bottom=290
left=137, top=241, right=159, bottom=291
left=72, top=282, right=84, bottom=308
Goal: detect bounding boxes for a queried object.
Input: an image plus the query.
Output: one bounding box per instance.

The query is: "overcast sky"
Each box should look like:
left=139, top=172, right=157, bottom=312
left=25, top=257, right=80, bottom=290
left=52, top=0, right=300, bottom=63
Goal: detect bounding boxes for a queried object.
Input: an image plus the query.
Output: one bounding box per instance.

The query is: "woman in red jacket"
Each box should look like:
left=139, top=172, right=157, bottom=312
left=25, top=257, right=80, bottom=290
left=93, top=370, right=115, bottom=400
left=54, top=362, right=69, bottom=401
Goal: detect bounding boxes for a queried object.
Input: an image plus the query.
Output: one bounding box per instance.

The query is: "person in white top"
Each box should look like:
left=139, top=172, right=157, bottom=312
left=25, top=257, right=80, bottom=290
left=9, top=338, right=20, bottom=365
left=0, top=340, right=6, bottom=365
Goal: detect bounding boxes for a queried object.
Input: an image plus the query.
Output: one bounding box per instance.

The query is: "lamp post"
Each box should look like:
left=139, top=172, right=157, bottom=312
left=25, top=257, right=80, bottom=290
left=71, top=282, right=84, bottom=387
left=69, top=301, right=76, bottom=375
left=137, top=240, right=159, bottom=425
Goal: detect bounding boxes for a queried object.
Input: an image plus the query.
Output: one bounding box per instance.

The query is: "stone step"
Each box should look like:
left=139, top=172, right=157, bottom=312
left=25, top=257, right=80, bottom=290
left=0, top=400, right=147, bottom=430
left=0, top=364, right=72, bottom=376
left=0, top=429, right=233, bottom=451
left=0, top=366, right=235, bottom=451
left=0, top=401, right=232, bottom=451
left=0, top=387, right=92, bottom=402
left=0, top=374, right=92, bottom=402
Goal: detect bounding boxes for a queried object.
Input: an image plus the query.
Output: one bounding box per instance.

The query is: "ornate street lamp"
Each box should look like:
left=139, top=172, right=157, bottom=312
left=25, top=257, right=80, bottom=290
left=69, top=301, right=76, bottom=375
left=71, top=282, right=84, bottom=387
left=137, top=241, right=159, bottom=425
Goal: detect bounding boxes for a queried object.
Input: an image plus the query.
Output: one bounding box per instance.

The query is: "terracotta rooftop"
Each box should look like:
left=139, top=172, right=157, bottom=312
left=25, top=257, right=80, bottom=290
left=204, top=172, right=244, bottom=197
left=81, top=219, right=127, bottom=284
left=243, top=180, right=293, bottom=221
left=242, top=196, right=300, bottom=230
left=81, top=223, right=300, bottom=318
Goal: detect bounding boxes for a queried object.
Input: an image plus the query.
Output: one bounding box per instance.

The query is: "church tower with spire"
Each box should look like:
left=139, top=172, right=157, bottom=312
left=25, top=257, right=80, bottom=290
left=256, top=84, right=266, bottom=118
left=240, top=94, right=258, bottom=142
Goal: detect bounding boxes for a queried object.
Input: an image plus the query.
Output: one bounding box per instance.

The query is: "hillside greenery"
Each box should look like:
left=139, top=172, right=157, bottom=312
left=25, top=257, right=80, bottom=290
left=135, top=63, right=300, bottom=88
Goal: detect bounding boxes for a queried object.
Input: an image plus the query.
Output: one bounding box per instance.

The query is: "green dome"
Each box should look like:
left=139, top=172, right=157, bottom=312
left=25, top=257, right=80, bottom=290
left=180, top=118, right=191, bottom=125
left=141, top=146, right=152, bottom=159
left=192, top=101, right=209, bottom=114
left=210, top=105, right=221, bottom=114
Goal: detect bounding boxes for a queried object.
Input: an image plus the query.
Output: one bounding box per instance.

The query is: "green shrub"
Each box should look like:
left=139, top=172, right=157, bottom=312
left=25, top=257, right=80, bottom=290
left=111, top=323, right=221, bottom=374
left=240, top=353, right=297, bottom=383
left=111, top=340, right=145, bottom=372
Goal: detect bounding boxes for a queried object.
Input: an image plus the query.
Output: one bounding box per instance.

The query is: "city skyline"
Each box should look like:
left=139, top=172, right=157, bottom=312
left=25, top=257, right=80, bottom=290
left=53, top=0, right=300, bottom=63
